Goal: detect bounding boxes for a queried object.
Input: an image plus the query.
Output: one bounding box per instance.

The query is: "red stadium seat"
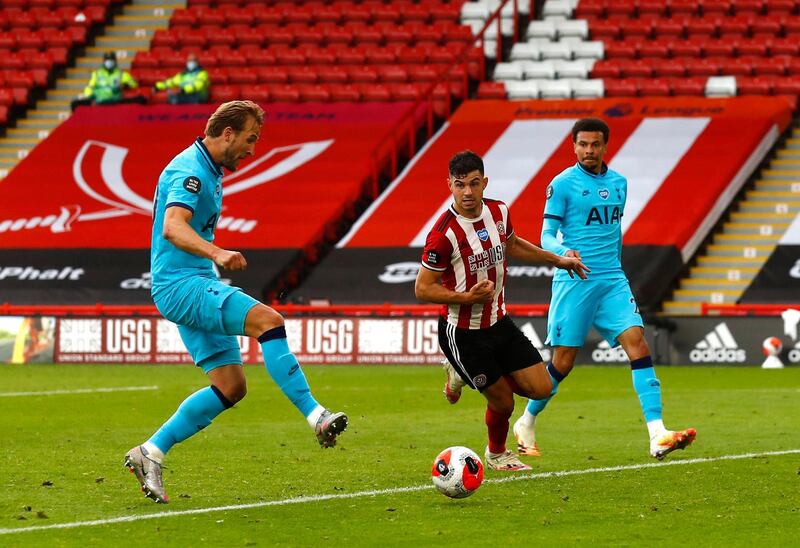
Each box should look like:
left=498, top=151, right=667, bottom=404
left=476, top=80, right=506, bottom=99
left=317, top=65, right=348, bottom=84
left=574, top=0, right=604, bottom=18
left=717, top=57, right=753, bottom=76
left=686, top=15, right=719, bottom=37
left=653, top=17, right=685, bottom=38
left=771, top=37, right=800, bottom=56
left=360, top=83, right=391, bottom=101
left=752, top=56, right=787, bottom=76
left=773, top=76, right=800, bottom=95
left=670, top=0, right=700, bottom=16
left=685, top=58, right=721, bottom=76
left=621, top=18, right=653, bottom=39
left=703, top=1, right=732, bottom=16
left=670, top=76, right=707, bottom=95
left=348, top=65, right=379, bottom=83
left=765, top=0, right=795, bottom=14
left=256, top=66, right=289, bottom=84
left=737, top=76, right=773, bottom=95
left=389, top=82, right=421, bottom=101
left=733, top=0, right=764, bottom=15
left=604, top=41, right=637, bottom=59
left=247, top=84, right=270, bottom=103
left=638, top=40, right=669, bottom=58
left=377, top=64, right=408, bottom=83
left=639, top=0, right=666, bottom=17
left=305, top=47, right=336, bottom=65
left=618, top=59, right=654, bottom=78
left=269, top=84, right=301, bottom=102
left=703, top=38, right=736, bottom=57
left=606, top=1, right=635, bottom=18
left=719, top=14, right=753, bottom=37
left=638, top=77, right=671, bottom=96
left=603, top=78, right=638, bottom=96
left=591, top=59, right=621, bottom=79
left=227, top=67, right=258, bottom=85
left=287, top=65, right=318, bottom=84
left=328, top=83, right=361, bottom=102
left=299, top=84, right=331, bottom=102
left=654, top=59, right=687, bottom=77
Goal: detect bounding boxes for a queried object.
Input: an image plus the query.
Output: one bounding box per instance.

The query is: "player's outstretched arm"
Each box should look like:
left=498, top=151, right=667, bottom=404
left=162, top=206, right=247, bottom=270
left=506, top=234, right=589, bottom=279
left=415, top=267, right=494, bottom=305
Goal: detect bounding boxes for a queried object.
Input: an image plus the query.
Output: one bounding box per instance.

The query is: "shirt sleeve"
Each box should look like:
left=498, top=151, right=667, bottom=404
left=543, top=177, right=567, bottom=221
left=421, top=230, right=453, bottom=272
left=504, top=204, right=515, bottom=238
left=164, top=174, right=203, bottom=214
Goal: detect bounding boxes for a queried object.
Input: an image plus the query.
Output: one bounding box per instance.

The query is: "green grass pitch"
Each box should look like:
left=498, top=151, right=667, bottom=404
left=1, top=364, right=799, bottom=546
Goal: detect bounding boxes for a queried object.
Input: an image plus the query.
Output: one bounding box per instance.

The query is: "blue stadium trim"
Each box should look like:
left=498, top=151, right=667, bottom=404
left=543, top=214, right=562, bottom=221
left=165, top=202, right=194, bottom=214
left=194, top=137, right=223, bottom=177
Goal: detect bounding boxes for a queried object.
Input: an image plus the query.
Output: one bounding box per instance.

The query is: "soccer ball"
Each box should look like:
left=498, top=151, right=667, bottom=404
left=431, top=446, right=484, bottom=499
left=762, top=336, right=783, bottom=357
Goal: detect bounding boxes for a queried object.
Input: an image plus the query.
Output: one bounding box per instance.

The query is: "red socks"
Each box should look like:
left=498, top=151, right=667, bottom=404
left=485, top=406, right=512, bottom=454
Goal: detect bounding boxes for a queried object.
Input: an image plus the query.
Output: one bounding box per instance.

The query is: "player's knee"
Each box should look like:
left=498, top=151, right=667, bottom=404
left=248, top=304, right=284, bottom=336
left=527, top=376, right=553, bottom=400
left=225, top=378, right=247, bottom=404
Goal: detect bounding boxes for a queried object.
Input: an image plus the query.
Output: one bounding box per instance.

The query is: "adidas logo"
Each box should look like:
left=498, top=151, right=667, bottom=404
left=591, top=340, right=628, bottom=363
left=519, top=322, right=551, bottom=363
left=690, top=322, right=746, bottom=363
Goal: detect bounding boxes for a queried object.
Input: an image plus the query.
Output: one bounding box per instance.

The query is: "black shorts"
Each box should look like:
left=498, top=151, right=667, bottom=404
left=438, top=316, right=543, bottom=392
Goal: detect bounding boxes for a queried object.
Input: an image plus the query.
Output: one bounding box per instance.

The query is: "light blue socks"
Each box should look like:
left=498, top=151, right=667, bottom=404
left=258, top=326, right=320, bottom=419
left=631, top=355, right=663, bottom=423
left=148, top=385, right=231, bottom=455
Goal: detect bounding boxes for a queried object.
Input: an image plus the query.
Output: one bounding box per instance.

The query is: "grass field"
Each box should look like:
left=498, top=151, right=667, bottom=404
left=1, top=363, right=799, bottom=546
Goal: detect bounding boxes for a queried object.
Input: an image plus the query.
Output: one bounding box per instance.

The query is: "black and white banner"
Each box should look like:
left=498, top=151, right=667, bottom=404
left=741, top=212, right=800, bottom=303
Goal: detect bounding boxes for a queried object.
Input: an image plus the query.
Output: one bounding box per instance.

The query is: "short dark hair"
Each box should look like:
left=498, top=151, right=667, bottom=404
left=449, top=150, right=484, bottom=178
left=205, top=100, right=265, bottom=138
left=572, top=118, right=609, bottom=144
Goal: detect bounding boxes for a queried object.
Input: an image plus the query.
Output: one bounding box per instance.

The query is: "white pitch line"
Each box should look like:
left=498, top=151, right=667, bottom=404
left=0, top=386, right=159, bottom=398
left=1, top=448, right=798, bottom=536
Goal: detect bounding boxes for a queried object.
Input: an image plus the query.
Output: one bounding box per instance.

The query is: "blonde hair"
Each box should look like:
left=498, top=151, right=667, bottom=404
left=205, top=100, right=264, bottom=137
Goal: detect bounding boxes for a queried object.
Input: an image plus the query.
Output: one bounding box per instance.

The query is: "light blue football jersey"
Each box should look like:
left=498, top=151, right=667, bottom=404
left=150, top=138, right=224, bottom=298
left=543, top=162, right=627, bottom=281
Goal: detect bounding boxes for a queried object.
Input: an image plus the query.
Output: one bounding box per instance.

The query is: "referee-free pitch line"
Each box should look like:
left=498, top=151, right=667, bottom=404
left=1, top=448, right=798, bottom=536
left=0, top=386, right=159, bottom=397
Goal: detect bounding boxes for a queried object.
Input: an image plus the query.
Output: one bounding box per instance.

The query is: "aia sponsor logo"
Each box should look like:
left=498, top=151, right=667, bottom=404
left=690, top=322, right=746, bottom=363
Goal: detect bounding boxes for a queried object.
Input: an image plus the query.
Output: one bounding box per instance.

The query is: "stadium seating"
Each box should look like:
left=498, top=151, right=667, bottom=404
left=481, top=0, right=800, bottom=99
left=134, top=0, right=484, bottom=116
left=0, top=0, right=114, bottom=126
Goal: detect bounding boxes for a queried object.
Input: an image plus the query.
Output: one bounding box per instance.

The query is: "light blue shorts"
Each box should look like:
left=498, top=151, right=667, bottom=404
left=153, top=277, right=260, bottom=373
left=546, top=277, right=643, bottom=348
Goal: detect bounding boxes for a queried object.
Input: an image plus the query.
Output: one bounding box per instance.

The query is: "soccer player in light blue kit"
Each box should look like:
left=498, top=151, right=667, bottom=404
left=124, top=101, right=347, bottom=503
left=512, top=118, right=696, bottom=460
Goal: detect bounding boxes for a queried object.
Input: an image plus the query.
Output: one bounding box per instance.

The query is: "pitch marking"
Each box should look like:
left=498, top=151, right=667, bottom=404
left=0, top=386, right=159, bottom=397
left=1, top=448, right=798, bottom=535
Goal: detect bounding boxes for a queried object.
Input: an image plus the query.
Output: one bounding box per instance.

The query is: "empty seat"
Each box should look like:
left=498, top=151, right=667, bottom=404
left=538, top=79, right=571, bottom=98
left=554, top=60, right=588, bottom=79
left=523, top=60, right=556, bottom=79
left=603, top=78, right=638, bottom=96
left=638, top=77, right=670, bottom=96
left=670, top=76, right=707, bottom=96
left=526, top=20, right=557, bottom=40
left=555, top=19, right=588, bottom=39
left=705, top=75, right=737, bottom=96
left=510, top=42, right=540, bottom=61
left=571, top=40, right=604, bottom=59
left=542, top=0, right=573, bottom=19
left=493, top=61, right=524, bottom=81
left=571, top=78, right=604, bottom=98
left=737, top=76, right=774, bottom=95
left=476, top=80, right=506, bottom=99
left=504, top=80, right=539, bottom=99
left=539, top=40, right=571, bottom=60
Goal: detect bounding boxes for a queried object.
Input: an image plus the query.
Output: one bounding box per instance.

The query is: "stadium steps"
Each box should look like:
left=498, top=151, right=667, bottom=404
left=0, top=0, right=180, bottom=178
left=662, top=128, right=800, bottom=315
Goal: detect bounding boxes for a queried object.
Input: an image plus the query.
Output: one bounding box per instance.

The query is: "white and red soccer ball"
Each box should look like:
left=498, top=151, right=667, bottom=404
left=431, top=446, right=484, bottom=499
left=762, top=336, right=783, bottom=357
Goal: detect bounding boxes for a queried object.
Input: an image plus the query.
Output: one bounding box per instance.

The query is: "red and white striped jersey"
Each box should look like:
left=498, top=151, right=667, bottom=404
left=421, top=198, right=514, bottom=329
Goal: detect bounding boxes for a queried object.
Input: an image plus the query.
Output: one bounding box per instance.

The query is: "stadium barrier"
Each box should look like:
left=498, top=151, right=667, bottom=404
left=2, top=304, right=799, bottom=367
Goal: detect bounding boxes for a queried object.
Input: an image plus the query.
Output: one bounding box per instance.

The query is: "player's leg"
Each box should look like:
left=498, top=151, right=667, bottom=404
left=438, top=320, right=530, bottom=471
left=598, top=280, right=696, bottom=459
left=125, top=327, right=243, bottom=503
left=481, top=378, right=531, bottom=472
left=514, top=281, right=596, bottom=455
left=237, top=295, right=347, bottom=448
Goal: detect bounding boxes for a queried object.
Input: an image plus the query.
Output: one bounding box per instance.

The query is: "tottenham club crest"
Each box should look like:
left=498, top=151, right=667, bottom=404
left=598, top=189, right=609, bottom=200
left=496, top=221, right=505, bottom=235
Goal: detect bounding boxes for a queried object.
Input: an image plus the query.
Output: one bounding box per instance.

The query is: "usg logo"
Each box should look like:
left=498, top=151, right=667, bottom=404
left=690, top=322, right=746, bottom=363
left=378, top=262, right=419, bottom=284
left=519, top=322, right=551, bottom=362
left=591, top=340, right=628, bottom=362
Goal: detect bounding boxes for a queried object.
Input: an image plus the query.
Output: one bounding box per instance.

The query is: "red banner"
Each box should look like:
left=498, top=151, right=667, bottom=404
left=54, top=316, right=444, bottom=364
left=0, top=103, right=414, bottom=250
left=339, top=97, right=792, bottom=259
